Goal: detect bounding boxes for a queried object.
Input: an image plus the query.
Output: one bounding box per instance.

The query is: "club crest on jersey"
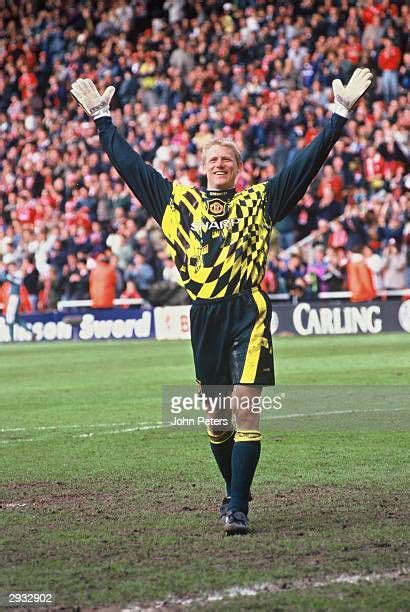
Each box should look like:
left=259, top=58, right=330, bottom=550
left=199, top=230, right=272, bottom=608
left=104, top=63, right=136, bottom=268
left=207, top=198, right=226, bottom=218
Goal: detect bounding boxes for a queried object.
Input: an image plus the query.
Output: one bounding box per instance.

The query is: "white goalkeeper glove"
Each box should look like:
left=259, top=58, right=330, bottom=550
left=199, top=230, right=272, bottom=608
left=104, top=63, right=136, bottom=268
left=330, top=68, right=373, bottom=118
left=70, top=78, right=115, bottom=120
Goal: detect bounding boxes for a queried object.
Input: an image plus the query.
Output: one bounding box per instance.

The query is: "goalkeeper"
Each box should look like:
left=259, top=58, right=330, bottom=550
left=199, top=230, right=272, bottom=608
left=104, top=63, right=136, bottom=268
left=71, top=69, right=372, bottom=535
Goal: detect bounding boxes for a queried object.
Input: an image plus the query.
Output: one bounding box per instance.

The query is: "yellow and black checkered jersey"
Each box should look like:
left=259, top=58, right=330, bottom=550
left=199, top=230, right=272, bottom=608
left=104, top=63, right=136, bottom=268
left=161, top=184, right=271, bottom=299
left=96, top=114, right=347, bottom=300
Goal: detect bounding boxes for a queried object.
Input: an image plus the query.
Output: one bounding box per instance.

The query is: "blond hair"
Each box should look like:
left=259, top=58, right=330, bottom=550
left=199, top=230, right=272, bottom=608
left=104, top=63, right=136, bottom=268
left=202, top=138, right=242, bottom=166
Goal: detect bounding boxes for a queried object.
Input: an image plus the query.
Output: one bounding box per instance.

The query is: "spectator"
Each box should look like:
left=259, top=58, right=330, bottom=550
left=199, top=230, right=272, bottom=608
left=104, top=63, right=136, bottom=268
left=120, top=280, right=141, bottom=307
left=323, top=247, right=345, bottom=292
left=316, top=185, right=343, bottom=222
left=399, top=52, right=410, bottom=91
left=362, top=15, right=385, bottom=48
left=378, top=215, right=404, bottom=247
left=295, top=193, right=318, bottom=240
left=306, top=245, right=329, bottom=294
left=362, top=245, right=384, bottom=291
left=0, top=260, right=34, bottom=341
left=314, top=219, right=332, bottom=248
left=346, top=249, right=377, bottom=303
left=162, top=256, right=181, bottom=285
left=343, top=209, right=368, bottom=251
left=109, top=253, right=125, bottom=297
left=169, top=40, right=194, bottom=76
left=281, top=252, right=307, bottom=300
left=89, top=253, right=116, bottom=308
left=64, top=257, right=89, bottom=300
left=381, top=239, right=406, bottom=290
left=23, top=253, right=41, bottom=310
left=164, top=0, right=185, bottom=25
left=377, top=38, right=402, bottom=101
left=363, top=146, right=385, bottom=191
left=125, top=253, right=155, bottom=297
left=42, top=267, right=65, bottom=311
left=328, top=220, right=348, bottom=248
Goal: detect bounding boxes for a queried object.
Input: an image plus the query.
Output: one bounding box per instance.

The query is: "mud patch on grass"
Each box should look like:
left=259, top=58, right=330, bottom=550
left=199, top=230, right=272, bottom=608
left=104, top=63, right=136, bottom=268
left=0, top=481, right=117, bottom=510
left=1, top=480, right=220, bottom=517
left=2, top=483, right=409, bottom=606
left=2, top=481, right=408, bottom=528
left=253, top=485, right=409, bottom=534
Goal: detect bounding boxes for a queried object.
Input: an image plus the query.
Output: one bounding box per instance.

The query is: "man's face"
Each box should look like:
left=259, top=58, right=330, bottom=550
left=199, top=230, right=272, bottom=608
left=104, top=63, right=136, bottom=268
left=316, top=251, right=324, bottom=262
left=203, top=145, right=241, bottom=190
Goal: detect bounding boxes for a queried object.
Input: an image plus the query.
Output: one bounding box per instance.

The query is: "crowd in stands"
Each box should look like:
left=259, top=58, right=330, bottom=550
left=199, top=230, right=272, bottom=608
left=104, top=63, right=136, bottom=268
left=0, top=0, right=408, bottom=313
left=262, top=191, right=409, bottom=301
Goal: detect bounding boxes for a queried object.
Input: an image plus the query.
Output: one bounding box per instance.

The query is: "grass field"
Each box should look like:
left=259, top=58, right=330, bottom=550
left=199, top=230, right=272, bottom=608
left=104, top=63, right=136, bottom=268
left=1, top=333, right=409, bottom=610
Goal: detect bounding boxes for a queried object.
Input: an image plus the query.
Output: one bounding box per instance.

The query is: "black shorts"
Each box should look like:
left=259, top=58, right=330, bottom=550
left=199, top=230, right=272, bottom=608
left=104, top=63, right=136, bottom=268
left=190, top=287, right=274, bottom=387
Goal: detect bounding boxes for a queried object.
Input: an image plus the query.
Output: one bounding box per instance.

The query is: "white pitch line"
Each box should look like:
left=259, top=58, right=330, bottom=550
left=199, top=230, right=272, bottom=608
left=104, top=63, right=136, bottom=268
left=1, top=407, right=407, bottom=435
left=1, top=502, right=27, bottom=508
left=73, top=424, right=167, bottom=438
left=0, top=421, right=163, bottom=433
left=0, top=423, right=170, bottom=444
left=263, top=407, right=408, bottom=421
left=123, top=568, right=409, bottom=610
left=0, top=438, right=36, bottom=445
left=0, top=407, right=408, bottom=445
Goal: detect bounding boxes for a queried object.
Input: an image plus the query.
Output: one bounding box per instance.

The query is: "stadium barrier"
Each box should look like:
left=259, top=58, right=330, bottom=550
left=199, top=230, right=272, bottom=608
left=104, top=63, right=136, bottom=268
left=56, top=297, right=144, bottom=310
left=54, top=289, right=408, bottom=307
left=0, top=297, right=409, bottom=343
left=0, top=306, right=154, bottom=343
left=154, top=299, right=410, bottom=339
left=1, top=290, right=408, bottom=312
left=269, top=289, right=410, bottom=301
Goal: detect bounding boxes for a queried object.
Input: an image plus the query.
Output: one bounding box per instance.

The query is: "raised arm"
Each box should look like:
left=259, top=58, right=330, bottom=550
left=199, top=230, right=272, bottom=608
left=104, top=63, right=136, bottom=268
left=71, top=78, right=172, bottom=225
left=266, top=68, right=372, bottom=224
left=266, top=114, right=346, bottom=223
left=95, top=117, right=172, bottom=225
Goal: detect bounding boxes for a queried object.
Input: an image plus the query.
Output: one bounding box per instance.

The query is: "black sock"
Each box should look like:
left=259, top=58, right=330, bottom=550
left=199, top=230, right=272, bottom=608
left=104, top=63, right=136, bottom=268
left=209, top=432, right=235, bottom=497
left=228, top=441, right=261, bottom=514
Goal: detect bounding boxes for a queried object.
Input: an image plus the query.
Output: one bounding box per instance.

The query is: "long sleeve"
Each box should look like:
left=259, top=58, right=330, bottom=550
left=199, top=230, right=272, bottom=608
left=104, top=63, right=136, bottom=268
left=95, top=117, right=172, bottom=225
left=266, top=113, right=347, bottom=224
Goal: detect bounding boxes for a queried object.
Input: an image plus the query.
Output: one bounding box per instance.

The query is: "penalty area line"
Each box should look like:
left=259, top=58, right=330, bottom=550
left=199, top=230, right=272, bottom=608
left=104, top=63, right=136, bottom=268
left=0, top=422, right=169, bottom=444
left=263, top=407, right=408, bottom=421
left=75, top=424, right=168, bottom=438
left=0, top=420, right=163, bottom=433
left=1, top=407, right=406, bottom=434
left=123, top=567, right=409, bottom=610
left=0, top=407, right=408, bottom=445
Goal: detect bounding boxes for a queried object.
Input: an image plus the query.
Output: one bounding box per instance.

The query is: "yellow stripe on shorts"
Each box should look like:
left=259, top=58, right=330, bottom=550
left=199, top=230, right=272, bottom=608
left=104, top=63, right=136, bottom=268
left=240, top=290, right=266, bottom=384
